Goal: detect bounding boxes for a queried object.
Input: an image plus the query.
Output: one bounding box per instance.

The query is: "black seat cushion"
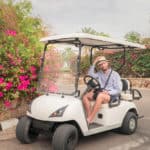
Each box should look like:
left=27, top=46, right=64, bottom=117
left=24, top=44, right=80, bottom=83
left=121, top=79, right=129, bottom=91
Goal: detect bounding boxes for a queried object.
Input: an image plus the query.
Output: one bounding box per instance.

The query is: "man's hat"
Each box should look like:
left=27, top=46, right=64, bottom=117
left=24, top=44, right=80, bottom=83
left=97, top=56, right=109, bottom=65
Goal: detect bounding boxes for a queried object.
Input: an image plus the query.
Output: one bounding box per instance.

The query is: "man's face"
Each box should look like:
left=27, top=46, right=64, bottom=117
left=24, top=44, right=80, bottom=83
left=98, top=61, right=109, bottom=71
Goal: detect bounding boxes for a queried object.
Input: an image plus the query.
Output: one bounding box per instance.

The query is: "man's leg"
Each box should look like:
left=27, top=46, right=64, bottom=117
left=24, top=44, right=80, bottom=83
left=82, top=90, right=94, bottom=117
left=87, top=93, right=110, bottom=124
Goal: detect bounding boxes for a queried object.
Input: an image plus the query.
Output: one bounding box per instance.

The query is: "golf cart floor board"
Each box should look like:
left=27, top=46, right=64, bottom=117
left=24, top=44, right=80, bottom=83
left=89, top=122, right=103, bottom=129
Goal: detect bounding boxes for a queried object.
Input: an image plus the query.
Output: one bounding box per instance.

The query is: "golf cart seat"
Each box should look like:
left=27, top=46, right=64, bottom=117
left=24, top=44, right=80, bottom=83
left=108, top=95, right=120, bottom=107
left=121, top=79, right=131, bottom=91
left=120, top=79, right=142, bottom=100
left=109, top=78, right=142, bottom=107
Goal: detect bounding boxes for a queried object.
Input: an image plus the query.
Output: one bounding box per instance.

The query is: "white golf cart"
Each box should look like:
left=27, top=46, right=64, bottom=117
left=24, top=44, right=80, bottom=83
left=16, top=33, right=145, bottom=150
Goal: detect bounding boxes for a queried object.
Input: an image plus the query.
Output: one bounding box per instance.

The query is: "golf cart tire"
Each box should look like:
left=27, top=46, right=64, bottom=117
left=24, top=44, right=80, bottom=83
left=120, top=111, right=137, bottom=135
left=52, top=124, right=78, bottom=150
left=16, top=116, right=39, bottom=144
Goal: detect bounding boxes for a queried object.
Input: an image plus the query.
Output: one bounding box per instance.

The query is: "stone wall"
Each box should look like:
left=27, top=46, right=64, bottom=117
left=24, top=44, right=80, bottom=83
left=0, top=101, right=29, bottom=121
left=127, top=78, right=150, bottom=88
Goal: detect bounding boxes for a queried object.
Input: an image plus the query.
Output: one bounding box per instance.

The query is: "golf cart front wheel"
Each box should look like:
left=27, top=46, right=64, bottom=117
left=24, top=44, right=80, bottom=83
left=16, top=116, right=39, bottom=144
left=120, top=111, right=137, bottom=134
left=52, top=124, right=78, bottom=150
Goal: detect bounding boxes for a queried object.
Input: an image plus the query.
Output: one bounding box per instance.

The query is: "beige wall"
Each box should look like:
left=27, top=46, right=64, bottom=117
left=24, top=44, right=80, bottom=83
left=127, top=78, right=150, bottom=88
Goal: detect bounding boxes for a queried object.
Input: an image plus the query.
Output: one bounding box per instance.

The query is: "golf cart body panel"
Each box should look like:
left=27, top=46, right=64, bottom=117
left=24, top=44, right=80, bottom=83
left=27, top=94, right=89, bottom=132
left=27, top=93, right=137, bottom=136
left=84, top=100, right=138, bottom=136
left=93, top=101, right=137, bottom=125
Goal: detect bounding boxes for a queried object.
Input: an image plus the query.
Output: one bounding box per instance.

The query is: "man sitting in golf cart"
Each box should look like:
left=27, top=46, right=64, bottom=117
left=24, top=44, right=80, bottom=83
left=83, top=56, right=122, bottom=124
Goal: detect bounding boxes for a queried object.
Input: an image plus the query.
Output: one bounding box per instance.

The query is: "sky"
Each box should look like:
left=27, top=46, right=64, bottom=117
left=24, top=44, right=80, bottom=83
left=31, top=0, right=150, bottom=39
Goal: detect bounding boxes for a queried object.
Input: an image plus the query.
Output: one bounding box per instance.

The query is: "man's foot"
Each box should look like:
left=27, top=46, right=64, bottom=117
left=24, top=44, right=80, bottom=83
left=87, top=117, right=93, bottom=125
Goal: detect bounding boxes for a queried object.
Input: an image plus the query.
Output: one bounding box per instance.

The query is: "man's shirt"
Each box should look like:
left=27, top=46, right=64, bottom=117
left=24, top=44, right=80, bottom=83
left=88, top=65, right=122, bottom=96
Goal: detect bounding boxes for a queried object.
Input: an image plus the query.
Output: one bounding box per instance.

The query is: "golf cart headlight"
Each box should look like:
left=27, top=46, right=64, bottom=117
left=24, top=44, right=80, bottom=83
left=49, top=105, right=68, bottom=117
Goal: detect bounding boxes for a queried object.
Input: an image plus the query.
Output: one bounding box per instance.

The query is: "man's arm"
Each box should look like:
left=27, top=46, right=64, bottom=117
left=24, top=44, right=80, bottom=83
left=88, top=65, right=99, bottom=79
left=88, top=57, right=101, bottom=78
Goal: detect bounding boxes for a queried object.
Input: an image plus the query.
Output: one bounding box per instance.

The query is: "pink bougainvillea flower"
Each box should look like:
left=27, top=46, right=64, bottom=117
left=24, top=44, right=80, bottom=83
left=49, top=83, right=58, bottom=93
left=17, top=78, right=30, bottom=91
left=30, top=87, right=36, bottom=92
left=30, top=66, right=37, bottom=73
left=5, top=82, right=13, bottom=90
left=22, top=79, right=30, bottom=85
left=0, top=77, right=4, bottom=84
left=5, top=29, right=16, bottom=36
left=17, top=81, right=30, bottom=91
left=30, top=73, right=37, bottom=80
left=17, top=83, right=28, bottom=91
left=17, top=75, right=30, bottom=91
left=0, top=92, right=4, bottom=98
left=0, top=65, right=3, bottom=70
left=19, top=75, right=29, bottom=81
left=4, top=100, right=12, bottom=108
left=10, top=60, right=16, bottom=66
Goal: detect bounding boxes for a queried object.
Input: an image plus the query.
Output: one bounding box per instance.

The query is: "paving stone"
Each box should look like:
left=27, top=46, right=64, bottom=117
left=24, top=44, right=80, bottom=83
left=0, top=126, right=16, bottom=140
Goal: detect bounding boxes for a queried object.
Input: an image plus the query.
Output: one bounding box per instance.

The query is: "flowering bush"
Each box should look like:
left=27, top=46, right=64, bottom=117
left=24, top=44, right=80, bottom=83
left=0, top=0, right=46, bottom=110
left=0, top=29, right=40, bottom=110
left=80, top=49, right=150, bottom=78
left=108, top=49, right=150, bottom=77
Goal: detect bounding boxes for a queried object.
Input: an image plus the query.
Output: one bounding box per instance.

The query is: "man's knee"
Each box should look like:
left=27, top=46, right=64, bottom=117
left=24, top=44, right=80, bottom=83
left=82, top=93, right=89, bottom=102
left=96, top=93, right=104, bottom=99
left=82, top=92, right=93, bottom=102
left=96, top=93, right=109, bottom=102
left=82, top=94, right=87, bottom=101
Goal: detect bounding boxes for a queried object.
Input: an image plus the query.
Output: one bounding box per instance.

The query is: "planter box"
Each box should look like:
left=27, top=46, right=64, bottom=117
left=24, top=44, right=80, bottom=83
left=0, top=101, right=29, bottom=121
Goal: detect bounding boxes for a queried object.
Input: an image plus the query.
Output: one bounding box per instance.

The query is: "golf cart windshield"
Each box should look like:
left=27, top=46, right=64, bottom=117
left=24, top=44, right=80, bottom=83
left=38, top=33, right=145, bottom=95
left=38, top=44, right=78, bottom=95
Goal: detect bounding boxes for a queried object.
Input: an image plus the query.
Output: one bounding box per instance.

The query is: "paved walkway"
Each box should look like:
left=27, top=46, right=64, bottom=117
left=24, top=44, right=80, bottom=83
left=0, top=126, right=16, bottom=140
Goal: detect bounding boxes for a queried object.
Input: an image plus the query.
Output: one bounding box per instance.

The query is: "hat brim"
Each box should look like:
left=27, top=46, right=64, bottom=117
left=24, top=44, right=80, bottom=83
left=96, top=60, right=109, bottom=65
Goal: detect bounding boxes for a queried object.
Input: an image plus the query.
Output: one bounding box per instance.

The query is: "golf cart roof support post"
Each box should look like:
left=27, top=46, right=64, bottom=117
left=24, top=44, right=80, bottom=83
left=90, top=47, right=94, bottom=65
left=40, top=42, right=48, bottom=72
left=75, top=43, right=82, bottom=95
left=37, top=42, right=48, bottom=87
left=117, top=47, right=126, bottom=71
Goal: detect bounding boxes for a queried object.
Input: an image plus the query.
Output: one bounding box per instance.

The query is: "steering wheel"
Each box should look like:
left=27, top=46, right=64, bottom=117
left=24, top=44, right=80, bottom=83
left=83, top=75, right=101, bottom=90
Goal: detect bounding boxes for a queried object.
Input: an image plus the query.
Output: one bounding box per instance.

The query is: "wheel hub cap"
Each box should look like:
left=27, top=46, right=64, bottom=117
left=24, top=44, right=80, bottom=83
left=129, top=118, right=136, bottom=130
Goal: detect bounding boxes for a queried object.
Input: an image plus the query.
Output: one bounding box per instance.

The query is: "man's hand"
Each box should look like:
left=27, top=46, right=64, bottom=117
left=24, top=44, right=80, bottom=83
left=93, top=56, right=102, bottom=65
left=102, top=90, right=110, bottom=95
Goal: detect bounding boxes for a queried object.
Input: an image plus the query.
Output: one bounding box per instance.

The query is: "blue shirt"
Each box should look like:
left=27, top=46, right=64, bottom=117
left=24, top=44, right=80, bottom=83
left=88, top=65, right=122, bottom=96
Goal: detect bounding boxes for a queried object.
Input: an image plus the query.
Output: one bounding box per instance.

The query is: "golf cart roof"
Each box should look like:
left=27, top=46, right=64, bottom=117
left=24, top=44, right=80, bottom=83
left=40, top=33, right=145, bottom=49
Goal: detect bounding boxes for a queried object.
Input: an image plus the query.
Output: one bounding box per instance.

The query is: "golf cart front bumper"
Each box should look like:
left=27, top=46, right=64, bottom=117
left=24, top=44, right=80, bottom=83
left=31, top=117, right=55, bottom=131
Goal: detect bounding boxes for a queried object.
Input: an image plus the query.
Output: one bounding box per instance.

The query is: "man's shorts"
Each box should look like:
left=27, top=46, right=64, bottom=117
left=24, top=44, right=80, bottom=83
left=93, top=89, right=119, bottom=102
